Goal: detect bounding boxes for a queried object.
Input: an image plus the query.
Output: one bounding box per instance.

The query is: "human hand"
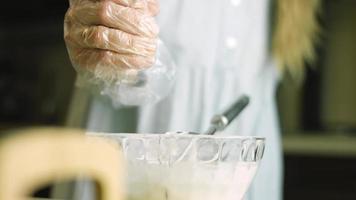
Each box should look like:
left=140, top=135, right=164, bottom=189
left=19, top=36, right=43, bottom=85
left=64, top=0, right=159, bottom=81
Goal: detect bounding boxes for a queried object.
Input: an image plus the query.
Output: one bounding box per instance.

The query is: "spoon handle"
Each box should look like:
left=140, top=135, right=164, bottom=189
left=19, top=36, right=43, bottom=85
left=205, top=95, right=250, bottom=135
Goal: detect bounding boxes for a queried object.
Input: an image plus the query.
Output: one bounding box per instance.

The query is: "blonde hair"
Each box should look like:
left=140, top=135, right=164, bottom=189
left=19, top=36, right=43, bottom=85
left=272, top=0, right=321, bottom=81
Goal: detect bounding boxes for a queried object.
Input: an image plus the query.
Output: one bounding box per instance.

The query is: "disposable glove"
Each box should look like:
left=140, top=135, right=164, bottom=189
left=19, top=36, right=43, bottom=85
left=64, top=0, right=160, bottom=82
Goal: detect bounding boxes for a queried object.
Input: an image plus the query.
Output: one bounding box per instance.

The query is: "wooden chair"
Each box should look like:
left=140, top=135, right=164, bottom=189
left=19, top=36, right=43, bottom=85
left=0, top=127, right=124, bottom=200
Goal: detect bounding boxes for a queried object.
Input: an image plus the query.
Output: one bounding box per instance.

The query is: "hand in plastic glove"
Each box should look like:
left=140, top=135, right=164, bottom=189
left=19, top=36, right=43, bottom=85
left=64, top=0, right=159, bottom=81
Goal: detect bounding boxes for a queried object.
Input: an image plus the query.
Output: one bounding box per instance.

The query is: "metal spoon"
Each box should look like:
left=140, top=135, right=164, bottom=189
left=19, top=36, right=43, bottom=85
left=187, top=95, right=250, bottom=135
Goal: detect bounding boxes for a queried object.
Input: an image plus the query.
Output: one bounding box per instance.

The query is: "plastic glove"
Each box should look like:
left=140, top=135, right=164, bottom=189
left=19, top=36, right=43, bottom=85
left=64, top=0, right=160, bottom=82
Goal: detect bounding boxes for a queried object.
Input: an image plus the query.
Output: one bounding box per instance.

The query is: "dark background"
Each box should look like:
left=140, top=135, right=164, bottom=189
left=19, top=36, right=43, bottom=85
left=278, top=0, right=356, bottom=199
left=0, top=1, right=74, bottom=128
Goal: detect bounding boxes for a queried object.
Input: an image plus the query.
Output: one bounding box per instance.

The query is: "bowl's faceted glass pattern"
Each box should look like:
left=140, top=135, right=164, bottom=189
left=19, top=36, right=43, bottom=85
left=92, top=133, right=265, bottom=200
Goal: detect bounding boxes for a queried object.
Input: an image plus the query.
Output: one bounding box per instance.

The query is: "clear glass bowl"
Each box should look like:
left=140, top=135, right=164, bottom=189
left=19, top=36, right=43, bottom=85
left=91, top=133, right=265, bottom=200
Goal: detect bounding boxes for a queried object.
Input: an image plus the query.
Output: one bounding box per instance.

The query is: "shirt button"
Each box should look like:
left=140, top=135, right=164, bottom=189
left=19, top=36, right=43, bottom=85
left=225, top=37, right=238, bottom=49
left=230, top=0, right=241, bottom=7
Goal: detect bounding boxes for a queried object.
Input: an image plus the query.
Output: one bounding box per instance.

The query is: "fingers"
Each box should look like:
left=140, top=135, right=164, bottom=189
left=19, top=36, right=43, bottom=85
left=65, top=0, right=159, bottom=74
left=147, top=0, right=160, bottom=16
left=65, top=23, right=157, bottom=57
left=68, top=0, right=159, bottom=37
left=96, top=0, right=159, bottom=15
left=68, top=46, right=155, bottom=72
left=109, top=0, right=147, bottom=9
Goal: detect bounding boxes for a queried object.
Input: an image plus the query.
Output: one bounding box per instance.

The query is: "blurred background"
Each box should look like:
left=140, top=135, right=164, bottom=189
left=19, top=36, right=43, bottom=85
left=0, top=0, right=355, bottom=199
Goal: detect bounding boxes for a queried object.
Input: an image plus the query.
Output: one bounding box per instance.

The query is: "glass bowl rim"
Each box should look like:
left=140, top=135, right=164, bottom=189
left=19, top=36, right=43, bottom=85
left=88, top=132, right=265, bottom=141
